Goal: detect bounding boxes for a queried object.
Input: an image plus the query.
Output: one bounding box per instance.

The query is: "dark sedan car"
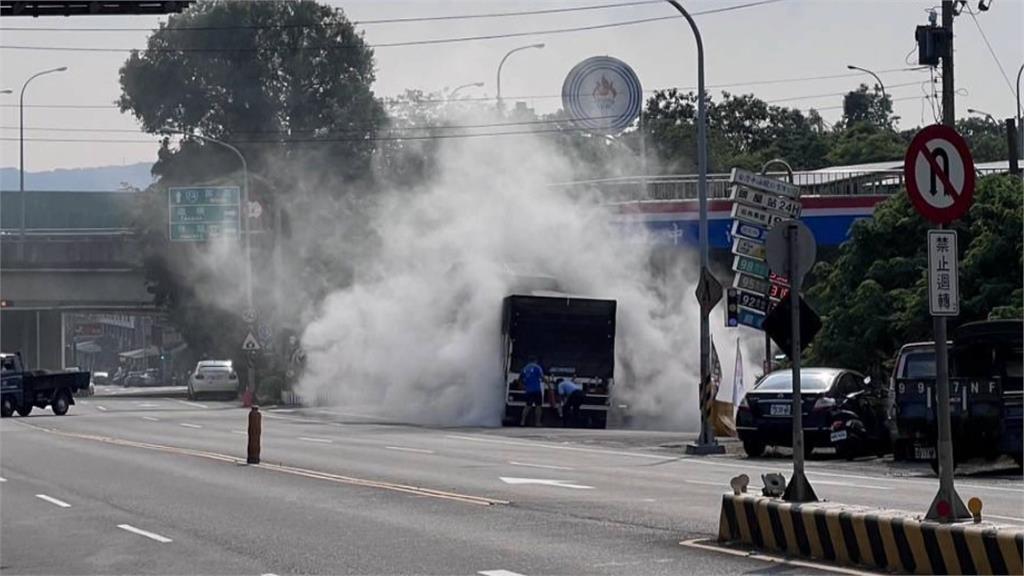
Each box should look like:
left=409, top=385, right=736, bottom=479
left=736, top=367, right=869, bottom=457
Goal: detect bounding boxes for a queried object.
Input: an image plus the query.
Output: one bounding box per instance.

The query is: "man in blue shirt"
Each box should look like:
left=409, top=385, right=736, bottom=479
left=519, top=356, right=545, bottom=427
left=557, top=377, right=585, bottom=427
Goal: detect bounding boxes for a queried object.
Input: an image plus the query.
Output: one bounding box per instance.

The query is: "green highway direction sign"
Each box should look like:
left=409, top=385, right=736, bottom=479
left=169, top=186, right=241, bottom=242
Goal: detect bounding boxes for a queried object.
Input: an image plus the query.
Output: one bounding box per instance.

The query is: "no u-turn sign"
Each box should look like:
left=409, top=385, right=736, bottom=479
left=904, top=124, right=975, bottom=224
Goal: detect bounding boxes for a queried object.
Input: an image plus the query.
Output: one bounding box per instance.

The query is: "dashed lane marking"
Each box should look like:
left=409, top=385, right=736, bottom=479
left=508, top=461, right=574, bottom=471
left=179, top=423, right=203, bottom=429
left=478, top=571, right=528, bottom=576
left=142, top=416, right=160, bottom=422
left=385, top=446, right=434, bottom=454
left=298, top=437, right=333, bottom=444
left=35, top=494, right=71, bottom=508
left=446, top=434, right=673, bottom=461
left=0, top=476, right=6, bottom=482
left=118, top=524, right=172, bottom=543
left=175, top=400, right=208, bottom=409
left=96, top=405, right=107, bottom=412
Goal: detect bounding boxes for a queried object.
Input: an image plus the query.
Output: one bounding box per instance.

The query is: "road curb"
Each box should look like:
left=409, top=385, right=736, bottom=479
left=718, top=493, right=1024, bottom=575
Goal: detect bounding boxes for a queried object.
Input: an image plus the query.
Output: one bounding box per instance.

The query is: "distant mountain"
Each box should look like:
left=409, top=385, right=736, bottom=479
left=0, top=162, right=154, bottom=191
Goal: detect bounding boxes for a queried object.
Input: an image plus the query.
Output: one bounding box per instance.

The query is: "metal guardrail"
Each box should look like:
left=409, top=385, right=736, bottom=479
left=550, top=168, right=1009, bottom=201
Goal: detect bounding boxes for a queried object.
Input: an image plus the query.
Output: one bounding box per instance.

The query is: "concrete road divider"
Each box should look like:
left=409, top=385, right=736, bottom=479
left=718, top=494, right=1024, bottom=575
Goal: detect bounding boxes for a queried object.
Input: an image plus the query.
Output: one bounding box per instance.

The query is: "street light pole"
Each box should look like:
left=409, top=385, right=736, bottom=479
left=19, top=66, right=67, bottom=241
left=966, top=108, right=997, bottom=124
left=846, top=64, right=887, bottom=99
left=496, top=43, right=544, bottom=110
left=448, top=81, right=484, bottom=101
left=664, top=0, right=719, bottom=455
left=162, top=128, right=255, bottom=400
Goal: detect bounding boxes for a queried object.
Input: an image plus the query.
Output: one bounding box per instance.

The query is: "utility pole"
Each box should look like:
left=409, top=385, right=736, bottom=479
left=941, top=1, right=954, bottom=127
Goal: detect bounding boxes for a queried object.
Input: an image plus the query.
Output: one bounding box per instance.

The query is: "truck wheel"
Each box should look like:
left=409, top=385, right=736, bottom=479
left=15, top=403, right=33, bottom=417
left=0, top=397, right=13, bottom=418
left=52, top=392, right=70, bottom=416
left=743, top=438, right=766, bottom=458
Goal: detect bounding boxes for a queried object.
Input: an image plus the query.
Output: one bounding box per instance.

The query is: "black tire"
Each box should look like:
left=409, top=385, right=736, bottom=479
left=187, top=386, right=195, bottom=401
left=15, top=403, right=33, bottom=417
left=804, top=441, right=816, bottom=459
left=1012, top=452, right=1023, bottom=469
left=743, top=438, right=766, bottom=458
left=0, top=396, right=13, bottom=418
left=52, top=392, right=70, bottom=416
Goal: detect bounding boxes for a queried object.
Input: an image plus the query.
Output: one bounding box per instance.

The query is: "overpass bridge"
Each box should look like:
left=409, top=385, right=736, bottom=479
left=1, top=190, right=152, bottom=368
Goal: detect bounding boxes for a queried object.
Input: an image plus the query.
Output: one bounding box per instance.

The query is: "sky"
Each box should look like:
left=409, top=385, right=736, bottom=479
left=0, top=0, right=1021, bottom=171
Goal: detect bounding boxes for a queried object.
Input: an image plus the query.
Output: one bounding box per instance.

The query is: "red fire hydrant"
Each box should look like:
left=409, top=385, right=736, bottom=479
left=247, top=406, right=261, bottom=464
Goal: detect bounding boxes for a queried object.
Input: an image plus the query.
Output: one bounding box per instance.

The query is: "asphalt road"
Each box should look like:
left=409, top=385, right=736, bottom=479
left=2, top=394, right=1021, bottom=575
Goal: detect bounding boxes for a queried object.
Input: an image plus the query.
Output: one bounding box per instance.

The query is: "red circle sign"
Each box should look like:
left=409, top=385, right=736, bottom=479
left=903, top=124, right=975, bottom=224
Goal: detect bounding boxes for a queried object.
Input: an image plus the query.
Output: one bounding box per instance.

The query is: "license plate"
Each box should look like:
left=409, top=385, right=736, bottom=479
left=830, top=430, right=848, bottom=443
left=770, top=404, right=791, bottom=416
left=914, top=446, right=936, bottom=459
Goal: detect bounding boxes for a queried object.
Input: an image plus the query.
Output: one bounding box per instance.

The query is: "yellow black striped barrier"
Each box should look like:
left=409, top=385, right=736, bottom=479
left=718, top=494, right=1024, bottom=575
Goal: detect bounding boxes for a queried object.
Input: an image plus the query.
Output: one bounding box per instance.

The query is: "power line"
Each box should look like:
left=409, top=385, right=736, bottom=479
left=0, top=0, right=786, bottom=53
left=0, top=0, right=664, bottom=31
left=964, top=4, right=1016, bottom=98
left=0, top=125, right=605, bottom=145
left=0, top=68, right=931, bottom=111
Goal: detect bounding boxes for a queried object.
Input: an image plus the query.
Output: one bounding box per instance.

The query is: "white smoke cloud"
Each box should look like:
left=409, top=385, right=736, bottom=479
left=293, top=111, right=763, bottom=430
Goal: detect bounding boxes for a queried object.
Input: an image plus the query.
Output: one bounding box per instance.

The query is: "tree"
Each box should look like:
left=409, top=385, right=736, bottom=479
left=118, top=0, right=385, bottom=377
left=840, top=83, right=897, bottom=130
left=806, top=175, right=1023, bottom=378
left=643, top=90, right=830, bottom=173
left=120, top=0, right=384, bottom=189
left=955, top=117, right=1010, bottom=163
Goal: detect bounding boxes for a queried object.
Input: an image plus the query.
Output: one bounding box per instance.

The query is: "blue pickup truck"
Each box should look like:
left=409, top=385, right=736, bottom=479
left=1, top=353, right=91, bottom=418
left=893, top=320, right=1023, bottom=470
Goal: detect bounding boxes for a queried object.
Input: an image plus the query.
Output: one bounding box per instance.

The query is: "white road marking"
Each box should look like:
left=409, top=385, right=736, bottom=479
left=499, top=476, right=594, bottom=490
left=0, top=477, right=6, bottom=482
left=179, top=423, right=203, bottom=429
left=273, top=409, right=295, bottom=413
left=96, top=405, right=107, bottom=411
left=508, top=461, right=574, bottom=471
left=298, top=437, right=333, bottom=444
left=35, top=494, right=71, bottom=508
left=142, top=416, right=160, bottom=422
left=385, top=446, right=434, bottom=454
left=684, top=479, right=728, bottom=488
left=811, top=479, right=892, bottom=490
left=447, top=434, right=673, bottom=461
left=680, top=538, right=877, bottom=576
left=79, top=400, right=89, bottom=404
left=117, top=524, right=173, bottom=543
left=478, top=571, right=527, bottom=576
left=232, top=430, right=247, bottom=435
left=986, top=513, right=1024, bottom=523
left=176, top=400, right=208, bottom=409
left=137, top=402, right=160, bottom=408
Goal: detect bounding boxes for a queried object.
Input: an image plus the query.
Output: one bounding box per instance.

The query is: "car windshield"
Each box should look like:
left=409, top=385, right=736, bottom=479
left=901, top=351, right=936, bottom=379
left=754, top=371, right=834, bottom=392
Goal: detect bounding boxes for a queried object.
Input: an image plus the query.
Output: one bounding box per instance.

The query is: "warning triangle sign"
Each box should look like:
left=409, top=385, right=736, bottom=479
left=241, top=331, right=261, bottom=351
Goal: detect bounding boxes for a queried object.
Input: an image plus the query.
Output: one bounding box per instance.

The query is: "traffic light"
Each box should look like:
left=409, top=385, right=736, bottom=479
left=726, top=288, right=739, bottom=327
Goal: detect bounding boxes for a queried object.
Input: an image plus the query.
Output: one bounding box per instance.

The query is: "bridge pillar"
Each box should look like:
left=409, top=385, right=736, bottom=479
left=0, top=309, right=63, bottom=369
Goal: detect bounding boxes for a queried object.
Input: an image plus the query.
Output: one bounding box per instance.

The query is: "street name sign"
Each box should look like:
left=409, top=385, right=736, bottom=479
left=731, top=220, right=768, bottom=243
left=733, top=272, right=771, bottom=295
left=731, top=186, right=801, bottom=218
left=904, top=124, right=975, bottom=224
left=737, top=307, right=766, bottom=330
left=732, top=237, right=766, bottom=260
left=731, top=203, right=786, bottom=228
left=169, top=186, right=241, bottom=242
left=736, top=289, right=769, bottom=313
left=927, top=230, right=959, bottom=316
left=733, top=255, right=770, bottom=279
left=730, top=168, right=801, bottom=200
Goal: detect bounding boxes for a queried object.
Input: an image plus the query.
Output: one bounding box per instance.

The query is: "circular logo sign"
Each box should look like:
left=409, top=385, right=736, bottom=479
left=561, top=56, right=642, bottom=134
left=903, top=124, right=975, bottom=224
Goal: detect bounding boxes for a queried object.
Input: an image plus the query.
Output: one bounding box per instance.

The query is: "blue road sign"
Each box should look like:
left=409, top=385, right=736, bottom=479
left=737, top=307, right=766, bottom=330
